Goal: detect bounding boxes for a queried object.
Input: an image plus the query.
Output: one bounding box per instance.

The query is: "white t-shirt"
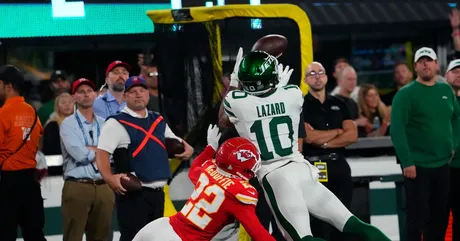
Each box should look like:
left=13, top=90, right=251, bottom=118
left=98, top=106, right=181, bottom=188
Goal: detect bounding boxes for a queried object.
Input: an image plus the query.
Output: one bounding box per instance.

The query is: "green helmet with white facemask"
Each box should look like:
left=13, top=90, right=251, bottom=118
left=238, top=51, right=279, bottom=96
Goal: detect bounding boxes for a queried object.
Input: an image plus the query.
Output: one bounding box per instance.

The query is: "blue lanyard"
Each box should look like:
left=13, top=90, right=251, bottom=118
left=105, top=98, right=114, bottom=116
left=102, top=94, right=121, bottom=116
left=75, top=112, right=100, bottom=146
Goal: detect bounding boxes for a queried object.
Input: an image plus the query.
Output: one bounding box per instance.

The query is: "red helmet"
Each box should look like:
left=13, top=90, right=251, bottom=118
left=215, top=137, right=261, bottom=180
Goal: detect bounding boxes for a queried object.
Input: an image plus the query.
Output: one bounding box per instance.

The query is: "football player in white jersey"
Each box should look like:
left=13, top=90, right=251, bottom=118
left=218, top=49, right=391, bottom=241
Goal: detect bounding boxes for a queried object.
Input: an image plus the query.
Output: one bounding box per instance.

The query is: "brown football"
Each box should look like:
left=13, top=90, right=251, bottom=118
left=251, top=34, right=288, bottom=58
left=165, top=138, right=185, bottom=158
left=120, top=173, right=142, bottom=192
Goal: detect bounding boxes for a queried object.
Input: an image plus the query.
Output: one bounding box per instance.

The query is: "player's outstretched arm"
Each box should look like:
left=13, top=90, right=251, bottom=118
left=188, top=125, right=222, bottom=184
left=232, top=204, right=276, bottom=241
left=219, top=47, right=244, bottom=128
left=188, top=146, right=215, bottom=184
left=218, top=92, right=237, bottom=128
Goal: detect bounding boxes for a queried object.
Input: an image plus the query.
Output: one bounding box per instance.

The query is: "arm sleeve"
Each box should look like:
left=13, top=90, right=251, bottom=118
left=188, top=145, right=215, bottom=185
left=338, top=98, right=352, bottom=120
left=223, top=93, right=239, bottom=124
left=165, top=123, right=181, bottom=141
left=97, top=118, right=129, bottom=154
left=302, top=97, right=312, bottom=124
left=390, top=91, right=413, bottom=167
left=298, top=111, right=306, bottom=138
left=59, top=120, right=94, bottom=164
left=231, top=203, right=276, bottom=241
left=451, top=91, right=460, bottom=149
left=0, top=113, right=9, bottom=164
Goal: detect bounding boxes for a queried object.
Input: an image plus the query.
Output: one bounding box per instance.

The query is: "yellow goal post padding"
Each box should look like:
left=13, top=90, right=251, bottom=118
left=146, top=4, right=312, bottom=96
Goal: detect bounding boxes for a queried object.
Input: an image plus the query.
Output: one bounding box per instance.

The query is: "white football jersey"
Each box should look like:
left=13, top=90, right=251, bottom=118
left=224, top=85, right=305, bottom=172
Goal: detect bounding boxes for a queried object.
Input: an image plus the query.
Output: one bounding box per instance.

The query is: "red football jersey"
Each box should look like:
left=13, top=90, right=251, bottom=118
left=169, top=146, right=275, bottom=241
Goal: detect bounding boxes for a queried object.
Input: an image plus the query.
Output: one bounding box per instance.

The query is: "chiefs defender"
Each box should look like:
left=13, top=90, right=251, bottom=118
left=132, top=125, right=275, bottom=241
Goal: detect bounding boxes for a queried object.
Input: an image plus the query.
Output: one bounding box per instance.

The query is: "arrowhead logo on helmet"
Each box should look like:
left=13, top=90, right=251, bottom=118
left=216, top=137, right=262, bottom=180
left=236, top=149, right=257, bottom=162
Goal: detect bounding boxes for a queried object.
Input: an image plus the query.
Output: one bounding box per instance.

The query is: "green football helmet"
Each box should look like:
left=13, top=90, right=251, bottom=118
left=238, top=51, right=279, bottom=96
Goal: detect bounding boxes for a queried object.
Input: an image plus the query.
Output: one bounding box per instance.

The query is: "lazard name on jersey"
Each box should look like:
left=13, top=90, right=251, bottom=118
left=256, top=102, right=286, bottom=118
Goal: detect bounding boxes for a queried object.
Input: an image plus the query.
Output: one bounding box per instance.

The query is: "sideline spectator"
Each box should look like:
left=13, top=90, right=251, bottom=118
left=94, top=60, right=131, bottom=119
left=38, top=70, right=71, bottom=124
left=445, top=59, right=460, bottom=241
left=302, top=61, right=358, bottom=241
left=60, top=78, right=114, bottom=241
left=381, top=63, right=413, bottom=107
left=333, top=65, right=360, bottom=102
left=96, top=76, right=194, bottom=241
left=42, top=92, right=74, bottom=155
left=391, top=47, right=460, bottom=241
left=0, top=65, right=46, bottom=241
left=334, top=66, right=369, bottom=132
left=141, top=64, right=161, bottom=112
left=357, top=84, right=390, bottom=137
left=330, top=58, right=360, bottom=101
left=332, top=58, right=349, bottom=82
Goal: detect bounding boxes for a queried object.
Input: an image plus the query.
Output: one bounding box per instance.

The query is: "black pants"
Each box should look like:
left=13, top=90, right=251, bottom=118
left=116, top=187, right=165, bottom=241
left=450, top=167, right=460, bottom=241
left=250, top=178, right=285, bottom=241
left=404, top=165, right=450, bottom=241
left=309, top=156, right=354, bottom=241
left=0, top=169, right=46, bottom=241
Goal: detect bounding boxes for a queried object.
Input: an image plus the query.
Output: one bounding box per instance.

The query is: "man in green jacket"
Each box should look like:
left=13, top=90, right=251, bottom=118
left=391, top=47, right=460, bottom=241
left=445, top=58, right=460, bottom=241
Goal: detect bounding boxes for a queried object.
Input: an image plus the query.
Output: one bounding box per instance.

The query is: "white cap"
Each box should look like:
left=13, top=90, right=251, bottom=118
left=447, top=59, right=460, bottom=72
left=414, top=47, right=437, bottom=62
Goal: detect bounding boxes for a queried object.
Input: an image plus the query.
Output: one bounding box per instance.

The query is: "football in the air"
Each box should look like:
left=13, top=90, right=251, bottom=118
left=165, top=138, right=185, bottom=158
left=251, top=34, right=288, bottom=58
left=120, top=173, right=142, bottom=192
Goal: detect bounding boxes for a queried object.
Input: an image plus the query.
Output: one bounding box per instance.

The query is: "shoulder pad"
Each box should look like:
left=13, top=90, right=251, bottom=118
left=282, top=85, right=302, bottom=96
left=282, top=84, right=300, bottom=90
left=228, top=180, right=258, bottom=206
left=201, top=159, right=215, bottom=168
left=226, top=90, right=249, bottom=101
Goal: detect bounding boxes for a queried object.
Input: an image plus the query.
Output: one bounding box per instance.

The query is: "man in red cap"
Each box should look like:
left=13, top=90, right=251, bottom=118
left=94, top=60, right=131, bottom=119
left=60, top=78, right=114, bottom=241
left=97, top=76, right=194, bottom=241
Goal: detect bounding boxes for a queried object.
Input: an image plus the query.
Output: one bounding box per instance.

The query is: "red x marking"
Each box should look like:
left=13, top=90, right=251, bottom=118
left=119, top=116, right=165, bottom=158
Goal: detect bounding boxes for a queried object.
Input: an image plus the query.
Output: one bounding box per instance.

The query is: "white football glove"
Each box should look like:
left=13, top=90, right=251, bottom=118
left=276, top=63, right=294, bottom=88
left=207, top=124, right=222, bottom=151
left=230, top=47, right=244, bottom=88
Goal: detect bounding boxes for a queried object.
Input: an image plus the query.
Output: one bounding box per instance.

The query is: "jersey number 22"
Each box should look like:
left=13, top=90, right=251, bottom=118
left=180, top=173, right=225, bottom=229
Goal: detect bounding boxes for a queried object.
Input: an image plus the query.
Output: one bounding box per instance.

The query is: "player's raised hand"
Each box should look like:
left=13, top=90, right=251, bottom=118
left=230, top=47, right=244, bottom=88
left=276, top=63, right=293, bottom=87
left=207, top=124, right=222, bottom=151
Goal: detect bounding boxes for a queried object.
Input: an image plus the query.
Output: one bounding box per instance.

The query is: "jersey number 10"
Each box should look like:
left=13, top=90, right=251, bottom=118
left=250, top=116, right=294, bottom=160
left=180, top=173, right=225, bottom=230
